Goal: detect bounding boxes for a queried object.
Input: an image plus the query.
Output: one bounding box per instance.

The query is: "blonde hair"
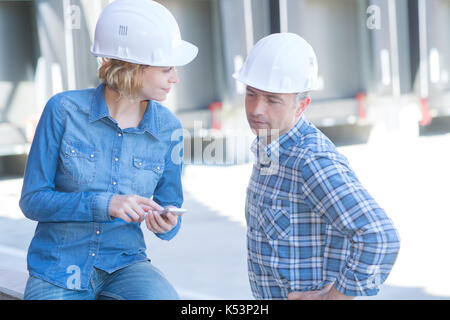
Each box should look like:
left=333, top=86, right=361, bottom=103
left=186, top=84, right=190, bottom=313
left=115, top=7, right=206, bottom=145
left=98, top=58, right=147, bottom=101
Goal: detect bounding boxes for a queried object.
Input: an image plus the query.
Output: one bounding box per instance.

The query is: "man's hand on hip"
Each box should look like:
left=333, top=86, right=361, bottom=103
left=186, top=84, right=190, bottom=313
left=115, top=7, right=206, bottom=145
left=288, top=283, right=354, bottom=300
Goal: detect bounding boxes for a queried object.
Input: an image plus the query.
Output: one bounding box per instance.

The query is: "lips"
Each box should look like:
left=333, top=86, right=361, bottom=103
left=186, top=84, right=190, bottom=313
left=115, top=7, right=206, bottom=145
left=249, top=119, right=267, bottom=126
left=162, top=88, right=171, bottom=93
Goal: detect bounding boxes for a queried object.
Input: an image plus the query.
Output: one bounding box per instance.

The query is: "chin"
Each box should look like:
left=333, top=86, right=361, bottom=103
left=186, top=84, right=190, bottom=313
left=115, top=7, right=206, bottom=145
left=150, top=95, right=167, bottom=102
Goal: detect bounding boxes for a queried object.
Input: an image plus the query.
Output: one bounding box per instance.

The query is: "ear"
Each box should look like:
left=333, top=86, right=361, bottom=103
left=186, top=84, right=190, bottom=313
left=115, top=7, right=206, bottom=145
left=295, top=97, right=311, bottom=117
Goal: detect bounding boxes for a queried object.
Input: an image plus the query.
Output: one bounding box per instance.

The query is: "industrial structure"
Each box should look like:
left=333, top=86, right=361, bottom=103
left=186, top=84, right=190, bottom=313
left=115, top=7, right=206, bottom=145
left=0, top=0, right=448, bottom=166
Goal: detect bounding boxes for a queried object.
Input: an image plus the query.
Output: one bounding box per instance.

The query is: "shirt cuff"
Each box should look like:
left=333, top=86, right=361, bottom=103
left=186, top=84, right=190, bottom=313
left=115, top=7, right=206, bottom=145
left=91, top=192, right=115, bottom=222
left=334, top=267, right=381, bottom=296
left=155, top=215, right=182, bottom=241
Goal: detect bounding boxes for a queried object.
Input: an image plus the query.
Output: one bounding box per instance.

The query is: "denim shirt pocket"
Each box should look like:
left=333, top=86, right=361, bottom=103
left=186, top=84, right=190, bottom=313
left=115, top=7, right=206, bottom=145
left=131, top=156, right=164, bottom=197
left=60, top=139, right=97, bottom=185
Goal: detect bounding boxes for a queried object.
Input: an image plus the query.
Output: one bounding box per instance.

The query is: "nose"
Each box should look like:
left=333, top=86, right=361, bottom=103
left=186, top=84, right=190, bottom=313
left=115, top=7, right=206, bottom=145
left=250, top=95, right=266, bottom=116
left=169, top=67, right=179, bottom=84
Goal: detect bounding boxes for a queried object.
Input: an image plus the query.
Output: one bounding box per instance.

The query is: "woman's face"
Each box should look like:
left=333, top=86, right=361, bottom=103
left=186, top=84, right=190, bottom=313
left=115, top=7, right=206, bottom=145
left=139, top=66, right=179, bottom=101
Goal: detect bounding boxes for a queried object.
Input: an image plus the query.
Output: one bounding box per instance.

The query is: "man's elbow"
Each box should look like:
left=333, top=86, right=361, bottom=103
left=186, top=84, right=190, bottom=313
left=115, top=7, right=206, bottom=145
left=378, top=223, right=401, bottom=262
left=385, top=220, right=401, bottom=248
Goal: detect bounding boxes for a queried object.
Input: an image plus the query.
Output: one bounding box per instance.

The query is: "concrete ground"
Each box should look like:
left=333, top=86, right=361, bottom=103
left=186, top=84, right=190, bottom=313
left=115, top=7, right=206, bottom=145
left=1, top=118, right=450, bottom=300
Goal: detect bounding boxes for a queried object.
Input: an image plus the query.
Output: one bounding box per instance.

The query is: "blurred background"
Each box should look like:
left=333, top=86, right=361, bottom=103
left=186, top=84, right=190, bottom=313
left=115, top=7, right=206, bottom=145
left=0, top=0, right=449, bottom=300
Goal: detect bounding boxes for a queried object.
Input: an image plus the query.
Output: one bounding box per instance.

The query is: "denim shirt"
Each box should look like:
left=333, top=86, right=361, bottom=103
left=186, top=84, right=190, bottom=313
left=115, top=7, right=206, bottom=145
left=19, top=83, right=184, bottom=290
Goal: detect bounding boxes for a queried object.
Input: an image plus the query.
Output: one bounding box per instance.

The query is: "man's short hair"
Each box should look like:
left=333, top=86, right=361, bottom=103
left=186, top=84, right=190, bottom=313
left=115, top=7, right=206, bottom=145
left=295, top=91, right=310, bottom=104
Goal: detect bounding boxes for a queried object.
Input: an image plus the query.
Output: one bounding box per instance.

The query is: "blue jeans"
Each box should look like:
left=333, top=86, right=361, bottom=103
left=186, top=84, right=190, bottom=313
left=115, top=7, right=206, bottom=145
left=24, top=261, right=180, bottom=300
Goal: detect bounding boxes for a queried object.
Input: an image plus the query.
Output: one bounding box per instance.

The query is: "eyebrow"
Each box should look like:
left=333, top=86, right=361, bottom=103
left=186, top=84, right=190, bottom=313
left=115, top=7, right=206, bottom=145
left=246, top=88, right=283, bottom=102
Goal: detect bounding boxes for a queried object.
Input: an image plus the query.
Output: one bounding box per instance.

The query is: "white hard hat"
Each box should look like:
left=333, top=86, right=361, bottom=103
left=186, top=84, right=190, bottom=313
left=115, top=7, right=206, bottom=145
left=233, top=33, right=318, bottom=93
left=90, top=0, right=198, bottom=67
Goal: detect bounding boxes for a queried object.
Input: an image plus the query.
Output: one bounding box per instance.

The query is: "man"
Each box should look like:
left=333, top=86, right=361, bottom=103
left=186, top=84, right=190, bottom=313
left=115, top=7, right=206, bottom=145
left=233, top=33, right=400, bottom=300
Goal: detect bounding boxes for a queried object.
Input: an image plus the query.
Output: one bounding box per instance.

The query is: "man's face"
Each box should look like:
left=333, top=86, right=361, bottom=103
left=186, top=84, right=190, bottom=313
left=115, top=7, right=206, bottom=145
left=245, top=86, right=309, bottom=141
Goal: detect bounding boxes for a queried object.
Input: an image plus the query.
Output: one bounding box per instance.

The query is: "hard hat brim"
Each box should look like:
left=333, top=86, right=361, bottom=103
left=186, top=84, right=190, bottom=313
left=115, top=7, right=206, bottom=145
left=171, top=40, right=199, bottom=67
left=232, top=71, right=297, bottom=94
left=90, top=40, right=198, bottom=67
left=232, top=70, right=318, bottom=94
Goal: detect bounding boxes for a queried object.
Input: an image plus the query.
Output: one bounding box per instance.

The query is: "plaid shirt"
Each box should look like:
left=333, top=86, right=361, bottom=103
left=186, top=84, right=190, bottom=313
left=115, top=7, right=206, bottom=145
left=245, top=116, right=400, bottom=299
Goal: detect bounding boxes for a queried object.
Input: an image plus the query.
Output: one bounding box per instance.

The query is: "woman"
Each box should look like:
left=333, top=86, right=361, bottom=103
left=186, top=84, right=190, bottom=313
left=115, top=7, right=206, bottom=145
left=19, top=0, right=197, bottom=300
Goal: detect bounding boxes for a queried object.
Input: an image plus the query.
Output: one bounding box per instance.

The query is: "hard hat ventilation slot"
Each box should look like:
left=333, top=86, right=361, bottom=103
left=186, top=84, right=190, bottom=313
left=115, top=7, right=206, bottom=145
left=118, top=25, right=128, bottom=36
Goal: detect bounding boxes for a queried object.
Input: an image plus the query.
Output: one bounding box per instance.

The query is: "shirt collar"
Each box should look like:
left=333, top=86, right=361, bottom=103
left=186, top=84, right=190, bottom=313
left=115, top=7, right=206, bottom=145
left=89, top=83, right=160, bottom=139
left=250, top=115, right=307, bottom=158
left=139, top=100, right=160, bottom=139
left=282, top=115, right=307, bottom=143
left=89, top=83, right=110, bottom=123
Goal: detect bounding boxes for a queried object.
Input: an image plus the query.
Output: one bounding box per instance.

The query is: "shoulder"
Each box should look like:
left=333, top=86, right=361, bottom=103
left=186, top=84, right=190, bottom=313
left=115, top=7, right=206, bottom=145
left=289, top=120, right=350, bottom=171
left=43, top=88, right=96, bottom=118
left=298, top=120, right=337, bottom=154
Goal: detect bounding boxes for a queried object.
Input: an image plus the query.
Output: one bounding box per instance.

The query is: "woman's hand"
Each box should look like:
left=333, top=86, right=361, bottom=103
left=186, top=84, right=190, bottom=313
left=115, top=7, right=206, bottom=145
left=109, top=194, right=163, bottom=223
left=143, top=206, right=179, bottom=234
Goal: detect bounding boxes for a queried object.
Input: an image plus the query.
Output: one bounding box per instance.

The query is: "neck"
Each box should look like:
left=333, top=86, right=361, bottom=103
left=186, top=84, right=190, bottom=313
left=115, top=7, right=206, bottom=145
left=264, top=116, right=302, bottom=145
left=104, top=85, right=148, bottom=129
left=104, top=85, right=147, bottom=119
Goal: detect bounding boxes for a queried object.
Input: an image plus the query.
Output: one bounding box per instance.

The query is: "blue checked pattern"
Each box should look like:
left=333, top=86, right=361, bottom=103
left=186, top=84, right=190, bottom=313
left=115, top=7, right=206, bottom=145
left=246, top=116, right=400, bottom=299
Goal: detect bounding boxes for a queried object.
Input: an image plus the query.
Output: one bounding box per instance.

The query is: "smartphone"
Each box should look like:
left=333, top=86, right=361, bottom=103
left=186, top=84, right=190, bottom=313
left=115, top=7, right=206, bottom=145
left=158, top=207, right=187, bottom=215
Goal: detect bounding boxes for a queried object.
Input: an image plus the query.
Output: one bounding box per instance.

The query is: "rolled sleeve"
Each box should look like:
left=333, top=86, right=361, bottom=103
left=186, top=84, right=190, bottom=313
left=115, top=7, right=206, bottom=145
left=152, top=121, right=184, bottom=241
left=91, top=192, right=115, bottom=222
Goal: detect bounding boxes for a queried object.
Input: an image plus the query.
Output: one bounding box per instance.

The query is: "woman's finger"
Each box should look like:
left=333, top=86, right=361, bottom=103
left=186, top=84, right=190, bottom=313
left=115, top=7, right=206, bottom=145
left=131, top=202, right=146, bottom=222
left=145, top=212, right=152, bottom=230
left=135, top=196, right=164, bottom=211
left=117, top=208, right=132, bottom=223
left=124, top=204, right=140, bottom=223
left=146, top=212, right=165, bottom=233
left=153, top=212, right=172, bottom=231
left=140, top=204, right=153, bottom=212
left=164, top=212, right=178, bottom=226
